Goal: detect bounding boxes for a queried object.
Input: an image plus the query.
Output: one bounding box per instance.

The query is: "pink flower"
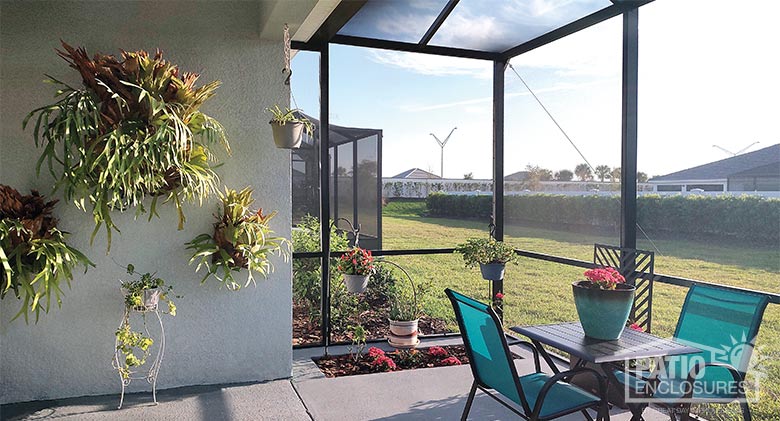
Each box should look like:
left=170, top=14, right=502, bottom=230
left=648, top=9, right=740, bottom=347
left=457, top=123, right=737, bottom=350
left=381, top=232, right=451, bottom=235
left=494, top=292, right=504, bottom=300
left=440, top=356, right=462, bottom=366
left=427, top=346, right=448, bottom=357
left=629, top=323, right=643, bottom=332
left=372, top=355, right=396, bottom=371
left=367, top=347, right=385, bottom=358
left=584, top=267, right=625, bottom=289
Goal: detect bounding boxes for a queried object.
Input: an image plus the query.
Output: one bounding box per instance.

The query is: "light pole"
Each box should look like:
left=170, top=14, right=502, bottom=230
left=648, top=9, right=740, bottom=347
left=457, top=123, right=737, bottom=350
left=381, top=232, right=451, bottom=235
left=429, top=127, right=457, bottom=178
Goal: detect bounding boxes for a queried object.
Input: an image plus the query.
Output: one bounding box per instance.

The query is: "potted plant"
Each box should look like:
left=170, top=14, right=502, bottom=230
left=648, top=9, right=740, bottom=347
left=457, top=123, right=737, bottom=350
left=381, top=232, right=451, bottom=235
left=382, top=261, right=422, bottom=348
left=114, top=265, right=176, bottom=381
left=266, top=105, right=314, bottom=149
left=186, top=187, right=290, bottom=291
left=24, top=42, right=230, bottom=251
left=336, top=247, right=374, bottom=293
left=572, top=267, right=636, bottom=340
left=455, top=237, right=518, bottom=281
left=0, top=184, right=94, bottom=322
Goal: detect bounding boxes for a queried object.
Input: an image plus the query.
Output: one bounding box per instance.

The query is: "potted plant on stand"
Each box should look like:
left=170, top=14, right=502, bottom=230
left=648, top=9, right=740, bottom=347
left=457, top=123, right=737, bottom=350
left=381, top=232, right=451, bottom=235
left=455, top=237, right=518, bottom=281
left=337, top=247, right=375, bottom=294
left=572, top=267, right=636, bottom=340
left=266, top=105, right=314, bottom=149
left=381, top=261, right=422, bottom=348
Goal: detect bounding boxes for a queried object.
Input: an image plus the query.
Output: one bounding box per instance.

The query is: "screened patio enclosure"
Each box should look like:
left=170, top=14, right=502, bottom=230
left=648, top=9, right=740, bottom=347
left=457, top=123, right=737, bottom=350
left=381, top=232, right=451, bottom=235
left=292, top=113, right=382, bottom=249
left=290, top=0, right=780, bottom=348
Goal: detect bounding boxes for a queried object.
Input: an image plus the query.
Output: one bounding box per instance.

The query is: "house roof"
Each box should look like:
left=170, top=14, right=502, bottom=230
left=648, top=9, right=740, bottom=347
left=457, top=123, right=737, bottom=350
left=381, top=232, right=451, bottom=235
left=504, top=170, right=529, bottom=181
left=391, top=168, right=441, bottom=179
left=649, top=144, right=780, bottom=182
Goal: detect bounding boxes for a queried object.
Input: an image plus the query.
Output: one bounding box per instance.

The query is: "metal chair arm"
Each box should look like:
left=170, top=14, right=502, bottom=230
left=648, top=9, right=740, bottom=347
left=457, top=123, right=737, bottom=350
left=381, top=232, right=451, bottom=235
left=531, top=366, right=607, bottom=419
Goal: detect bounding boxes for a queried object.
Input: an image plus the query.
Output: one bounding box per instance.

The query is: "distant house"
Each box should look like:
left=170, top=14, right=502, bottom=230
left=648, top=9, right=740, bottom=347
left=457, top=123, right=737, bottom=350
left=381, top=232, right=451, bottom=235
left=504, top=171, right=529, bottom=181
left=649, top=144, right=780, bottom=192
left=391, top=168, right=441, bottom=179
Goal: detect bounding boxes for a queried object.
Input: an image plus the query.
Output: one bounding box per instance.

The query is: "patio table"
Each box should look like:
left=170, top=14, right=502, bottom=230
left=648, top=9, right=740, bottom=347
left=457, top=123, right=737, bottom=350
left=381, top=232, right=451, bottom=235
left=510, top=322, right=701, bottom=421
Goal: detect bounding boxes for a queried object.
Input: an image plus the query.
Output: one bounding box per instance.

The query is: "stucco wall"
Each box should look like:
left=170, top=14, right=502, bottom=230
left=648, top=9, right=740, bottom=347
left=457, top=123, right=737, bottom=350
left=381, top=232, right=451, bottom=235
left=0, top=1, right=293, bottom=404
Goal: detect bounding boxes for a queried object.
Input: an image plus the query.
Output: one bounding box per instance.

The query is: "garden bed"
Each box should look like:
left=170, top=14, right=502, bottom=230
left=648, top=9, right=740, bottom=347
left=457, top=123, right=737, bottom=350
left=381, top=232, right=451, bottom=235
left=293, top=301, right=452, bottom=346
left=314, top=345, right=470, bottom=378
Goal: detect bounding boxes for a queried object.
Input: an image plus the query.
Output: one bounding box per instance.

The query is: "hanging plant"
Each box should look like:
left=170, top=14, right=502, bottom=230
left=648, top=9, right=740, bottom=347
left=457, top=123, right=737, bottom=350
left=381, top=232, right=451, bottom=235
left=0, top=184, right=94, bottom=322
left=186, top=187, right=289, bottom=291
left=24, top=41, right=230, bottom=251
left=266, top=105, right=314, bottom=149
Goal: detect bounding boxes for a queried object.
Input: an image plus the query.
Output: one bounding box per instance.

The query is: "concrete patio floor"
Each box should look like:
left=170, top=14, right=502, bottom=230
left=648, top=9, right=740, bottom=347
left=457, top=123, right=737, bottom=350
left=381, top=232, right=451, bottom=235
left=2, top=338, right=672, bottom=421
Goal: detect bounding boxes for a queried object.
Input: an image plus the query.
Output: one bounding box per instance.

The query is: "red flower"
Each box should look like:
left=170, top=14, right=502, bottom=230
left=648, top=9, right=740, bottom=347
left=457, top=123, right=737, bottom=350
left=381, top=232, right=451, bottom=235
left=427, top=346, right=448, bottom=357
left=440, top=356, right=462, bottom=366
left=629, top=323, right=643, bottom=332
left=372, top=355, right=396, bottom=371
left=494, top=292, right=504, bottom=300
left=584, top=267, right=625, bottom=289
left=367, top=347, right=385, bottom=358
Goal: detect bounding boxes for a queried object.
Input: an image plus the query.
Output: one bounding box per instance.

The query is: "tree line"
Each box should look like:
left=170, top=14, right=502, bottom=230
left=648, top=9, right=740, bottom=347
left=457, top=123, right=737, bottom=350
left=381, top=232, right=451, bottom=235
left=524, top=164, right=648, bottom=183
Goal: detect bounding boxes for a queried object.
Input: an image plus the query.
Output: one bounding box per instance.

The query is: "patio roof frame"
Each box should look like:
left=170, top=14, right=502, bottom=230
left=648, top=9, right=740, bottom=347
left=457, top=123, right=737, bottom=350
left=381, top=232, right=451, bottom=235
left=293, top=0, right=660, bottom=348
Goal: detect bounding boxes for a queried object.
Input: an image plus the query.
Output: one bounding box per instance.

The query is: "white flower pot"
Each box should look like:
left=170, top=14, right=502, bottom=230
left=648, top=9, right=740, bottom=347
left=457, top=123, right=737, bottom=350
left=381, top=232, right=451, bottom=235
left=343, top=274, right=369, bottom=293
left=388, top=319, right=420, bottom=348
left=270, top=121, right=304, bottom=149
left=122, top=287, right=161, bottom=311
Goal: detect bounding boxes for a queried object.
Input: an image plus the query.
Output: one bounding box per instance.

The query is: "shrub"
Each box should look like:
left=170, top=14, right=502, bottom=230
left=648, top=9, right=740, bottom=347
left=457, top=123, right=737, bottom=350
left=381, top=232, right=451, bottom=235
left=426, top=193, right=780, bottom=244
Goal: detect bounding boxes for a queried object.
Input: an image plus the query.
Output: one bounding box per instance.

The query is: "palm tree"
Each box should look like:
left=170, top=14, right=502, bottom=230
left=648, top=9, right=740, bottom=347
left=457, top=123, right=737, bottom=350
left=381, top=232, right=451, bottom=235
left=574, top=163, right=593, bottom=181
left=595, top=165, right=611, bottom=182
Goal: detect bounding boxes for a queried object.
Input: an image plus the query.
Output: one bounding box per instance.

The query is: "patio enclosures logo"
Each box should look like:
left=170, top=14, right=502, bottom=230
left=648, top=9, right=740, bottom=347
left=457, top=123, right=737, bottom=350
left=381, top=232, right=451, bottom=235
left=621, top=333, right=765, bottom=404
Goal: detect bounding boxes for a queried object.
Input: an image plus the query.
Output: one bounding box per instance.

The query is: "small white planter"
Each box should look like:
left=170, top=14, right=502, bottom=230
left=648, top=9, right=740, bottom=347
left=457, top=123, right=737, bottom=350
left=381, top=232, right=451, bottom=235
left=270, top=121, right=304, bottom=149
left=388, top=319, right=419, bottom=348
left=122, top=287, right=161, bottom=311
left=343, top=274, right=369, bottom=293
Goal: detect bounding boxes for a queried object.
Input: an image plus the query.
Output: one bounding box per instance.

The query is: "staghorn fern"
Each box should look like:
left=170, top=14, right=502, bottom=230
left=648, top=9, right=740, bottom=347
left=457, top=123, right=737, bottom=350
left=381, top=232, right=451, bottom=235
left=24, top=42, right=229, bottom=251
left=0, top=185, right=93, bottom=323
left=186, top=187, right=289, bottom=291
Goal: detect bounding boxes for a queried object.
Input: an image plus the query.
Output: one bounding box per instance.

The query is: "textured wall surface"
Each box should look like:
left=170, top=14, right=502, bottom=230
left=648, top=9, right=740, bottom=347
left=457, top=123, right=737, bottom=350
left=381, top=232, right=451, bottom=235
left=0, top=1, right=293, bottom=404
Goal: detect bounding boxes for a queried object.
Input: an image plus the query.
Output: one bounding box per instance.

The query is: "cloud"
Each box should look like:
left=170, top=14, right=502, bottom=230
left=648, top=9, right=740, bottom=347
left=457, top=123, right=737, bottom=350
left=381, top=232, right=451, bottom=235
left=400, top=79, right=605, bottom=112
left=368, top=50, right=492, bottom=79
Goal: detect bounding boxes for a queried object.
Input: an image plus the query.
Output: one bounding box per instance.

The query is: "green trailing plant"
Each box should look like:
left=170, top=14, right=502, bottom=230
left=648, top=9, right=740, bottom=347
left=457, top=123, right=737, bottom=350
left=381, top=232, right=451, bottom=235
left=24, top=42, right=230, bottom=251
left=186, top=187, right=289, bottom=291
left=454, top=237, right=519, bottom=268
left=291, top=215, right=349, bottom=320
left=114, top=264, right=176, bottom=379
left=0, top=184, right=93, bottom=322
left=266, top=105, right=314, bottom=135
left=121, top=264, right=176, bottom=315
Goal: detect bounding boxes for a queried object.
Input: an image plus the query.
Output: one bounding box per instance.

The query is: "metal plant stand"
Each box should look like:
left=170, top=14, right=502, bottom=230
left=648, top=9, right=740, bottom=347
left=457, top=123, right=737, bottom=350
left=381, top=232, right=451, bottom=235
left=112, top=302, right=166, bottom=409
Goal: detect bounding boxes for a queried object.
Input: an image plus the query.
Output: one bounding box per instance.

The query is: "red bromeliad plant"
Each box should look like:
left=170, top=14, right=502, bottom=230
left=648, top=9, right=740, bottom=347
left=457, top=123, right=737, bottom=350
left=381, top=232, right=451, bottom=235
left=583, top=267, right=625, bottom=290
left=337, top=247, right=374, bottom=276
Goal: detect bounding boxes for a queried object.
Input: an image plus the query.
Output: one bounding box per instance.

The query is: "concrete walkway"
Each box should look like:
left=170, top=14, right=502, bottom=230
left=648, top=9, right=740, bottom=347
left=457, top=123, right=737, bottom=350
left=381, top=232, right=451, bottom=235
left=2, top=339, right=672, bottom=421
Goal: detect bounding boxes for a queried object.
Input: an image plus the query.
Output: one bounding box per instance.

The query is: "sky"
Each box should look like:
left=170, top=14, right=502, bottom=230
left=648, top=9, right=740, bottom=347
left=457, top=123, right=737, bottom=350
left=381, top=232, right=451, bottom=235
left=291, top=0, right=780, bottom=180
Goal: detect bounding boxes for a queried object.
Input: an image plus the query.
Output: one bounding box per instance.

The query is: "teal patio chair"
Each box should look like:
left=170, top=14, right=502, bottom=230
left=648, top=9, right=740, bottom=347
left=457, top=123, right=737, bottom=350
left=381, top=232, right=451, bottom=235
left=614, top=283, right=769, bottom=421
left=446, top=288, right=610, bottom=421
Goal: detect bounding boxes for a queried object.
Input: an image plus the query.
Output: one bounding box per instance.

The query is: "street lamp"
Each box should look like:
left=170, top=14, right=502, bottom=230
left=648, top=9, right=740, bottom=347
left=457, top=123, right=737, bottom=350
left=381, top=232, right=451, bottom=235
left=429, top=127, right=457, bottom=178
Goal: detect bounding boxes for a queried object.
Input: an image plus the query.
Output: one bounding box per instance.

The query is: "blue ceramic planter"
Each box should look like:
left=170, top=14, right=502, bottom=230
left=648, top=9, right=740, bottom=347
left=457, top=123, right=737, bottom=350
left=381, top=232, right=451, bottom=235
left=479, top=263, right=505, bottom=281
left=572, top=281, right=636, bottom=340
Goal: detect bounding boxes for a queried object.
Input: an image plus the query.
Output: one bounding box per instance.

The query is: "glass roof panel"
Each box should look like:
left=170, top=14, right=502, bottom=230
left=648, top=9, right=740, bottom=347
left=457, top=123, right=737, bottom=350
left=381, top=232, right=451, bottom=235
left=429, top=0, right=612, bottom=52
left=338, top=0, right=451, bottom=43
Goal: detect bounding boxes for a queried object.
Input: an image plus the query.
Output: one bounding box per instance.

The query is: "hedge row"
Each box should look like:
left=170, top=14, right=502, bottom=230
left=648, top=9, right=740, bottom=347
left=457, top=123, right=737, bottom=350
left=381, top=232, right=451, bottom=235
left=426, top=193, right=780, bottom=244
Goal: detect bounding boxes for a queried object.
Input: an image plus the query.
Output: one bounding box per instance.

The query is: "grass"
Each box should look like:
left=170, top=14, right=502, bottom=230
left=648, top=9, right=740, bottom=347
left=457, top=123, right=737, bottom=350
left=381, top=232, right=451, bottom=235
left=379, top=200, right=780, bottom=420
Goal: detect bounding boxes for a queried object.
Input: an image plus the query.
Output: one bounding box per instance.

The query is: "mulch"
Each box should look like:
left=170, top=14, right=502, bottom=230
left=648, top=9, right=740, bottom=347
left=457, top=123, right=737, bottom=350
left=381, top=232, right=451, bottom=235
left=314, top=345, right=470, bottom=378
left=293, top=299, right=451, bottom=346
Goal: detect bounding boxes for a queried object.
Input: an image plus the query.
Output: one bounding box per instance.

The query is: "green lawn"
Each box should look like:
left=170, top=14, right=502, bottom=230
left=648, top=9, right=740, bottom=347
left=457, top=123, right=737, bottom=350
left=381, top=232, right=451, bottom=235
left=379, top=200, right=780, bottom=420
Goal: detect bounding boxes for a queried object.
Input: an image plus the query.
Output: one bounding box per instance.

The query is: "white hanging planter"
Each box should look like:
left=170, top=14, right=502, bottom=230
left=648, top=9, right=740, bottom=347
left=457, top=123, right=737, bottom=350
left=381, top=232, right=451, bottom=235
left=121, top=287, right=161, bottom=311
left=343, top=274, right=369, bottom=294
left=270, top=121, right=305, bottom=149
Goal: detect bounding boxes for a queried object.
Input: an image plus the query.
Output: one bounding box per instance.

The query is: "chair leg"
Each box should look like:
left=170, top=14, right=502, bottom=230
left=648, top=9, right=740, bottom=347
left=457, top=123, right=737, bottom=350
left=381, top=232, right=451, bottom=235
left=461, top=381, right=478, bottom=421
left=739, top=401, right=752, bottom=421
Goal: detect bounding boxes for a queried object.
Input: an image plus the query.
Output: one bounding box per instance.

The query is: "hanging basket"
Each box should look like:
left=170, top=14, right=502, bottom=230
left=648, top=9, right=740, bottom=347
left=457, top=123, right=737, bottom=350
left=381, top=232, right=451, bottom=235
left=479, top=263, right=506, bottom=281
left=343, top=274, right=369, bottom=294
left=270, top=121, right=304, bottom=149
